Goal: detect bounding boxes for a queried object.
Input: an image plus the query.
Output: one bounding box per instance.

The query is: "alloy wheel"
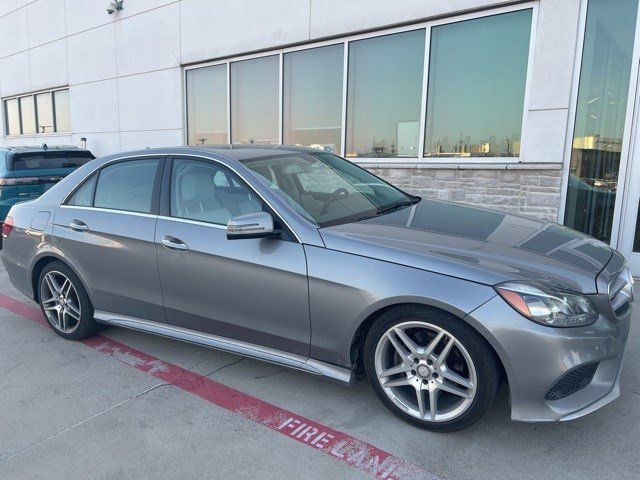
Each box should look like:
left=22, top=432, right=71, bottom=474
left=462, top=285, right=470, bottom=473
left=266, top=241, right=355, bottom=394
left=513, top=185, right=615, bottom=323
left=40, top=271, right=82, bottom=334
left=374, top=321, right=477, bottom=422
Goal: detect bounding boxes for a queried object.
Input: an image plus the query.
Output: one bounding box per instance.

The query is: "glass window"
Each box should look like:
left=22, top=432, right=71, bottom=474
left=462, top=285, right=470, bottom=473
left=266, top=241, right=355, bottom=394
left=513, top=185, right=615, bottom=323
left=94, top=159, right=159, bottom=213
left=564, top=0, right=639, bottom=242
left=424, top=10, right=532, bottom=158
left=68, top=175, right=97, bottom=207
left=53, top=89, right=71, bottom=132
left=186, top=65, right=228, bottom=145
left=171, top=159, right=263, bottom=225
left=243, top=152, right=414, bottom=227
left=284, top=45, right=344, bottom=154
left=5, top=99, right=20, bottom=135
left=346, top=30, right=425, bottom=158
left=36, top=93, right=54, bottom=134
left=230, top=56, right=279, bottom=145
left=10, top=152, right=94, bottom=171
left=19, top=96, right=36, bottom=134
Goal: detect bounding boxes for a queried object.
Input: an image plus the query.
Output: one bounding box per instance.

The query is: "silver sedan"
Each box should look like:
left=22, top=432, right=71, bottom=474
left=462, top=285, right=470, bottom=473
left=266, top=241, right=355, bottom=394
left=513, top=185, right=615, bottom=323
left=0, top=146, right=633, bottom=431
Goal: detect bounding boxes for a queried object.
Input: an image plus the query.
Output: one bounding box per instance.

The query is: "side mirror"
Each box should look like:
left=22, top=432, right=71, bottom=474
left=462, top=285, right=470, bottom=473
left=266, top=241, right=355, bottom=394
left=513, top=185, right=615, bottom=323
left=227, top=212, right=281, bottom=240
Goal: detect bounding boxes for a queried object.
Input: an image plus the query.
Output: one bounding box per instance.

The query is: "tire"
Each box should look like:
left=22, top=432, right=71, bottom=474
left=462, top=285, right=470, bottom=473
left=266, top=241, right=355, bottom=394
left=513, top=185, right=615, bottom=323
left=38, top=261, right=99, bottom=340
left=364, top=305, right=500, bottom=432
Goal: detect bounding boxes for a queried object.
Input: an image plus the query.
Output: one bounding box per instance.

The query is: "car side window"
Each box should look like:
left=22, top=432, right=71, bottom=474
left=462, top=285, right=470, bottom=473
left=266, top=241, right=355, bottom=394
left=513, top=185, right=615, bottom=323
left=67, top=174, right=97, bottom=207
left=170, top=159, right=263, bottom=225
left=94, top=159, right=159, bottom=214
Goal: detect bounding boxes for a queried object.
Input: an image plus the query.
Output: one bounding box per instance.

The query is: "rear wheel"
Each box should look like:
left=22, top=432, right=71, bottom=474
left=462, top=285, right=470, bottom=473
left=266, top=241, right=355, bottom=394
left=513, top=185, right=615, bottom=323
left=364, top=305, right=500, bottom=432
left=38, top=261, right=99, bottom=340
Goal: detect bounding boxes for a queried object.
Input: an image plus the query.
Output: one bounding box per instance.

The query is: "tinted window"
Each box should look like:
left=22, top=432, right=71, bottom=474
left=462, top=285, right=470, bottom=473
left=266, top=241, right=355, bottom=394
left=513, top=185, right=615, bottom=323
left=67, top=175, right=97, bottom=207
left=424, top=10, right=532, bottom=158
left=11, top=153, right=93, bottom=171
left=346, top=30, right=425, bottom=158
left=230, top=56, right=279, bottom=145
left=283, top=44, right=344, bottom=153
left=171, top=159, right=263, bottom=225
left=186, top=65, right=228, bottom=145
left=19, top=96, right=36, bottom=135
left=94, top=159, right=159, bottom=213
left=53, top=89, right=71, bottom=132
left=36, top=93, right=54, bottom=134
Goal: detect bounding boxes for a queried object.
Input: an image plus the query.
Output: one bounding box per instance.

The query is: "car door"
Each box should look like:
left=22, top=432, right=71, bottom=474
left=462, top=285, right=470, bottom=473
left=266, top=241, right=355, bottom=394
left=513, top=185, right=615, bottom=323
left=54, top=157, right=165, bottom=321
left=154, top=157, right=310, bottom=357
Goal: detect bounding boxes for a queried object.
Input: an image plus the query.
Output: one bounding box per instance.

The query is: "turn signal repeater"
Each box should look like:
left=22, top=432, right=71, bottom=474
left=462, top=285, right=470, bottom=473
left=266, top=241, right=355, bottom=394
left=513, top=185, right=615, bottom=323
left=495, top=281, right=598, bottom=327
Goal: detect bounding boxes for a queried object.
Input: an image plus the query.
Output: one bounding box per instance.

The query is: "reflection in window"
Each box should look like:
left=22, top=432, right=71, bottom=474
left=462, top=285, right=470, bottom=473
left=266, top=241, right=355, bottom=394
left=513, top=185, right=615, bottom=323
left=5, top=99, right=20, bottom=135
left=53, top=89, right=71, bottom=132
left=94, top=159, right=159, bottom=213
left=284, top=45, right=344, bottom=154
left=346, top=30, right=425, bottom=158
left=36, top=93, right=54, bottom=134
left=19, top=96, right=36, bottom=134
left=564, top=0, right=639, bottom=242
left=231, top=56, right=279, bottom=145
left=424, top=10, right=532, bottom=158
left=186, top=65, right=228, bottom=145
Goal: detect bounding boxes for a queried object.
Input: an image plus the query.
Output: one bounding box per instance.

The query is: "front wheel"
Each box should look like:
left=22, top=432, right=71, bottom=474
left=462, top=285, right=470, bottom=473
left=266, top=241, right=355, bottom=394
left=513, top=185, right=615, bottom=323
left=364, top=305, right=500, bottom=432
left=38, top=261, right=99, bottom=340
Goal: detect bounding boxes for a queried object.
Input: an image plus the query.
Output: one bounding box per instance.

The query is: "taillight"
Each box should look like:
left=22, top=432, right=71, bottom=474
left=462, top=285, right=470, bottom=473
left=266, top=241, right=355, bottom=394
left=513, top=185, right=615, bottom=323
left=0, top=177, right=39, bottom=186
left=2, top=216, right=14, bottom=238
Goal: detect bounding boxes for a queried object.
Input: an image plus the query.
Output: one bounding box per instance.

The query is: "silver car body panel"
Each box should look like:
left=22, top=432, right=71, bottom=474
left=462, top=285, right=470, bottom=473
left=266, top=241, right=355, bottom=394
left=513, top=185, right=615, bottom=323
left=0, top=146, right=633, bottom=423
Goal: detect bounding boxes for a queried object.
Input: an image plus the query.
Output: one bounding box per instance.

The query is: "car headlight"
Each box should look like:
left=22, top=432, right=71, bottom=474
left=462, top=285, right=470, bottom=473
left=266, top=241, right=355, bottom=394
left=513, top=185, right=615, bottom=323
left=495, top=282, right=598, bottom=327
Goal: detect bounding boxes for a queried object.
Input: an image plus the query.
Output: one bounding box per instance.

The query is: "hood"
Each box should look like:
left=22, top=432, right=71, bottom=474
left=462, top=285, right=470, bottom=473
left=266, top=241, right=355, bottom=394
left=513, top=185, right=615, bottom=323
left=318, top=199, right=613, bottom=293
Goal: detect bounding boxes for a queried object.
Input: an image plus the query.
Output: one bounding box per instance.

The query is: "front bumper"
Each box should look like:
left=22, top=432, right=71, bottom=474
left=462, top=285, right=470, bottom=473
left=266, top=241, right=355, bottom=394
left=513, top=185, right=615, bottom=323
left=466, top=295, right=631, bottom=422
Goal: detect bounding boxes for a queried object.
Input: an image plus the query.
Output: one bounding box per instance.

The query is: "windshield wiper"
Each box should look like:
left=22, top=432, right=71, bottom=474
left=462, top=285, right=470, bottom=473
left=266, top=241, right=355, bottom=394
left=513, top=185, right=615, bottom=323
left=376, top=196, right=421, bottom=216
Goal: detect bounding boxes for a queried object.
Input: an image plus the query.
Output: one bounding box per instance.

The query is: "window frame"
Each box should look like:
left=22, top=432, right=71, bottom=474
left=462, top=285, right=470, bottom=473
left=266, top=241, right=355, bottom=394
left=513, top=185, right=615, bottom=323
left=182, top=2, right=537, bottom=165
left=2, top=86, right=70, bottom=137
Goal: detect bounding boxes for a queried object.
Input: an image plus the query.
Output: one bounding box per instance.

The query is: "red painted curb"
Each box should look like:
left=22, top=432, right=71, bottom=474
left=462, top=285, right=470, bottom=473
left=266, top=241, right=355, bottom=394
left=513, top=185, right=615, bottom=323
left=0, top=294, right=439, bottom=480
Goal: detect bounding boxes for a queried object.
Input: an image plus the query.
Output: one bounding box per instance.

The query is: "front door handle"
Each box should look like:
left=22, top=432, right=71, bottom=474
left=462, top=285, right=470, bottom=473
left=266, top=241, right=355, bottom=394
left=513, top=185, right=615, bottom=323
left=161, top=235, right=189, bottom=251
left=69, top=219, right=88, bottom=232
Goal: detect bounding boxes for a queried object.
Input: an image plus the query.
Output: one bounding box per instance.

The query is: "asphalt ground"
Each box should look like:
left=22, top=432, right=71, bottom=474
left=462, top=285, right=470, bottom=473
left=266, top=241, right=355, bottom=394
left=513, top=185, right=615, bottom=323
left=0, top=263, right=638, bottom=480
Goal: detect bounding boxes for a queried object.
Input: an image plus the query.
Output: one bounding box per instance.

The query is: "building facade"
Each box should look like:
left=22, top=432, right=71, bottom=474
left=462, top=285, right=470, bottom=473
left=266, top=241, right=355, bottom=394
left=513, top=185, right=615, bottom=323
left=2, top=0, right=640, bottom=274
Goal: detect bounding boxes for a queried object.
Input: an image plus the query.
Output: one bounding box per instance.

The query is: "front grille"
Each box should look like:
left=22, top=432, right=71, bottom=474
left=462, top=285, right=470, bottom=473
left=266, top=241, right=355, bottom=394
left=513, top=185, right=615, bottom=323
left=609, top=267, right=634, bottom=317
left=545, top=363, right=599, bottom=401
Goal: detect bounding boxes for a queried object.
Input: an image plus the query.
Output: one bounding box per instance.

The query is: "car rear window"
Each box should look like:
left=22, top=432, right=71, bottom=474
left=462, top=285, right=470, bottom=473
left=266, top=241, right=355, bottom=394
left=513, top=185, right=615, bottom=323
left=9, top=152, right=94, bottom=171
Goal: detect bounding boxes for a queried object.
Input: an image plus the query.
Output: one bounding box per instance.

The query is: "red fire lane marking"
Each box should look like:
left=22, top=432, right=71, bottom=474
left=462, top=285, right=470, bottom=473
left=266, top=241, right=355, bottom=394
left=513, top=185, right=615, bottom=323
left=0, top=294, right=438, bottom=480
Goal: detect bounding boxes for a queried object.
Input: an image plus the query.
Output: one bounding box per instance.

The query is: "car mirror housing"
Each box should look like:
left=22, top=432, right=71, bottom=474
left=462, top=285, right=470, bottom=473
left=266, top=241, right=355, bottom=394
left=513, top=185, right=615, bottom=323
left=226, top=212, right=281, bottom=240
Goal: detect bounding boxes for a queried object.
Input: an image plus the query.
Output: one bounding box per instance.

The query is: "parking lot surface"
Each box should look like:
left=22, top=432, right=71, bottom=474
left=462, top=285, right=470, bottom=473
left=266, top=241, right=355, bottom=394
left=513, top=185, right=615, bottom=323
left=0, top=263, right=638, bottom=480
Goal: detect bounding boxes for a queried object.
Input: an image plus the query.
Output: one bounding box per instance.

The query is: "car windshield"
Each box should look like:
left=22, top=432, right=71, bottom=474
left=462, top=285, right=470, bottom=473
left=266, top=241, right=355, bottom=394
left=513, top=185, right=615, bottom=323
left=242, top=151, right=417, bottom=227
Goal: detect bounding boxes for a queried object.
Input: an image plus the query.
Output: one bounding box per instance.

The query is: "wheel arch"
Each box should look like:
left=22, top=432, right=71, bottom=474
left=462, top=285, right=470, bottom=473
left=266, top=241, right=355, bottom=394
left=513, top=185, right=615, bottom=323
left=30, top=251, right=93, bottom=304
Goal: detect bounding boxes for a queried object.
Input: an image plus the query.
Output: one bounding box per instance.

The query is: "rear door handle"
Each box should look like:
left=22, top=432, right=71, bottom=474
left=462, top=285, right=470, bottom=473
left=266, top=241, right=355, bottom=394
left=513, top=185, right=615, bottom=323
left=69, top=219, right=88, bottom=232
left=161, top=235, right=189, bottom=251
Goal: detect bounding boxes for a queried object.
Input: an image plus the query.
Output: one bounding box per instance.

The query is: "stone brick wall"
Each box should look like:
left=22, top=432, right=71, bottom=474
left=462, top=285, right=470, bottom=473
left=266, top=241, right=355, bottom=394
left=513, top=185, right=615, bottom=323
left=364, top=165, right=563, bottom=221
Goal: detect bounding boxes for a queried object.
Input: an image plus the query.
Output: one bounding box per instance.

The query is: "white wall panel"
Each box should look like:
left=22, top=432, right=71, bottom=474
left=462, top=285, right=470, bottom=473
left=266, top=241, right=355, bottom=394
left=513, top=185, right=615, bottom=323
left=0, top=52, right=30, bottom=96
left=120, top=129, right=182, bottom=151
left=72, top=132, right=120, bottom=156
left=33, top=134, right=73, bottom=146
left=0, top=8, right=28, bottom=58
left=69, top=80, right=119, bottom=133
left=29, top=39, right=68, bottom=91
left=65, top=0, right=111, bottom=35
left=0, top=0, right=26, bottom=18
left=67, top=24, right=117, bottom=85
left=180, top=0, right=311, bottom=63
left=115, top=3, right=180, bottom=76
left=26, top=0, right=66, bottom=48
left=521, top=109, right=569, bottom=164
left=118, top=0, right=177, bottom=18
left=117, top=68, right=182, bottom=131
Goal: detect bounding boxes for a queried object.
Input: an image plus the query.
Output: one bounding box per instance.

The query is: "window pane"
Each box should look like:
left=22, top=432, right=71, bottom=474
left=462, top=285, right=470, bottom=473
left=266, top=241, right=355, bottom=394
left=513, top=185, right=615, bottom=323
left=68, top=175, right=97, bottom=207
left=36, top=93, right=54, bottom=134
left=11, top=152, right=93, bottom=171
left=53, top=89, right=71, bottom=132
left=186, top=65, right=228, bottom=145
left=564, top=0, right=639, bottom=242
left=424, top=10, right=532, bottom=158
left=171, top=159, right=263, bottom=225
left=346, top=30, right=425, bottom=158
left=19, top=96, right=36, bottom=134
left=230, top=56, right=279, bottom=145
left=284, top=45, right=344, bottom=154
left=94, top=159, right=158, bottom=213
left=5, top=99, right=20, bottom=135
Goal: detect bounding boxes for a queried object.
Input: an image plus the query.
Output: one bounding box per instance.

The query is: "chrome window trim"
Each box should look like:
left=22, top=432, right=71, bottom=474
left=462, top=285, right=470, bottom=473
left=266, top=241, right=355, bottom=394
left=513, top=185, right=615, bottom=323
left=59, top=204, right=158, bottom=219
left=157, top=215, right=227, bottom=230
left=61, top=152, right=303, bottom=243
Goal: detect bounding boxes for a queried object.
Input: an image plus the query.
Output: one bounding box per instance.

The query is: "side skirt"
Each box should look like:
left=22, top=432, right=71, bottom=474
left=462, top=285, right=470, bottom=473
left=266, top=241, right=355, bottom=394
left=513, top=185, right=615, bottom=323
left=94, top=310, right=353, bottom=385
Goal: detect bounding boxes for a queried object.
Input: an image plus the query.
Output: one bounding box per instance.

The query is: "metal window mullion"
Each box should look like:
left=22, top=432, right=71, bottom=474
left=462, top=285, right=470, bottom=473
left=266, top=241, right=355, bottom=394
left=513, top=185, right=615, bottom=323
left=51, top=91, right=58, bottom=133
left=279, top=51, right=284, bottom=145
left=227, top=62, right=231, bottom=144
left=417, top=27, right=431, bottom=159
left=33, top=94, right=40, bottom=135
left=340, top=40, right=348, bottom=157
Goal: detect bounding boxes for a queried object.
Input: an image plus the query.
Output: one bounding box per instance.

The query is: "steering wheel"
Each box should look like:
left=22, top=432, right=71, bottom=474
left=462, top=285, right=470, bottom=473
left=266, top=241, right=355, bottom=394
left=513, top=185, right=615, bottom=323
left=320, top=188, right=350, bottom=215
